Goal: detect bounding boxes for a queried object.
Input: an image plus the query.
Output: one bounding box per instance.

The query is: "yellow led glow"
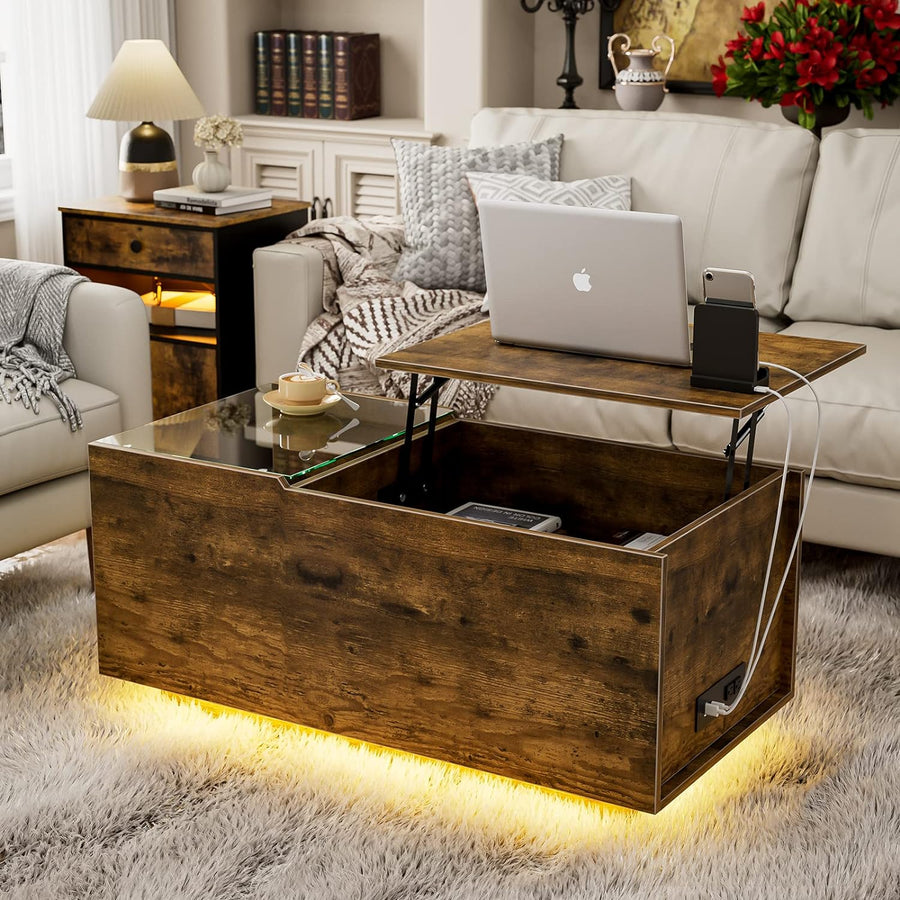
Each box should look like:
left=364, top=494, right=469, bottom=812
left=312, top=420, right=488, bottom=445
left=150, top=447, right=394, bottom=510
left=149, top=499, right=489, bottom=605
left=99, top=678, right=790, bottom=847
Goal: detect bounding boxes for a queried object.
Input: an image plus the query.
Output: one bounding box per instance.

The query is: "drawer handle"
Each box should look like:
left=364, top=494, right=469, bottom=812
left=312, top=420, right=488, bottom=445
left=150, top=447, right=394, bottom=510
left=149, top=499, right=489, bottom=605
left=130, top=239, right=142, bottom=253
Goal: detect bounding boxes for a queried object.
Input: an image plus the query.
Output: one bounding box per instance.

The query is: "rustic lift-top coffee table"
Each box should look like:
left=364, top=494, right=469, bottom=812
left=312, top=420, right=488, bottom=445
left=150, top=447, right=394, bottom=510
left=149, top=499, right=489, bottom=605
left=89, top=324, right=864, bottom=813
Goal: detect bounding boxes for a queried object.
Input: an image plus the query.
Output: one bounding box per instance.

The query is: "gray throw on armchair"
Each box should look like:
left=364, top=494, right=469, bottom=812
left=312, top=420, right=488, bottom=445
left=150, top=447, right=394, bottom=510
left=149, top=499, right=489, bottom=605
left=0, top=259, right=87, bottom=431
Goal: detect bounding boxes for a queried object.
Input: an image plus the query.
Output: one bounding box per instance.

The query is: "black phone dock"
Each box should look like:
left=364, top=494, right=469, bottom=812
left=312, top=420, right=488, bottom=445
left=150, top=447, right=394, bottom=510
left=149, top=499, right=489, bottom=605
left=691, top=298, right=770, bottom=394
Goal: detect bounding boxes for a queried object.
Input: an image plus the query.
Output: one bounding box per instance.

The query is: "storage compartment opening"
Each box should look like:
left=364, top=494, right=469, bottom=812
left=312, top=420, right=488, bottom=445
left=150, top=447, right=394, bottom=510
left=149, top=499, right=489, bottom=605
left=300, top=419, right=774, bottom=546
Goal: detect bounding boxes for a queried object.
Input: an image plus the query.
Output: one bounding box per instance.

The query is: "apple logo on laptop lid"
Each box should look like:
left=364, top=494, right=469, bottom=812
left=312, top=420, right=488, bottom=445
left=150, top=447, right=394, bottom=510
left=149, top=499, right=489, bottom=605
left=572, top=268, right=592, bottom=292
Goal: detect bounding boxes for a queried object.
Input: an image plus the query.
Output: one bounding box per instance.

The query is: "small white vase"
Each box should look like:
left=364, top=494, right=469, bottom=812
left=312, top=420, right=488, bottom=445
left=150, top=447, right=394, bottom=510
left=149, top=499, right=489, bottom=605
left=192, top=149, right=230, bottom=193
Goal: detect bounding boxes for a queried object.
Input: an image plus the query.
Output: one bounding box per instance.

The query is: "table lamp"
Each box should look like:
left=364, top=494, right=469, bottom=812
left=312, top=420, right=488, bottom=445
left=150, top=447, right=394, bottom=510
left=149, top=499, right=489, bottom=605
left=87, top=39, right=205, bottom=201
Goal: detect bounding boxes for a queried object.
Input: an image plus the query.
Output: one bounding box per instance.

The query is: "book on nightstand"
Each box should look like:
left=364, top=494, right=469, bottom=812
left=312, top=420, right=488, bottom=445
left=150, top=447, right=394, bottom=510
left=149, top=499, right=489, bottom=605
left=155, top=199, right=272, bottom=215
left=154, top=186, right=274, bottom=209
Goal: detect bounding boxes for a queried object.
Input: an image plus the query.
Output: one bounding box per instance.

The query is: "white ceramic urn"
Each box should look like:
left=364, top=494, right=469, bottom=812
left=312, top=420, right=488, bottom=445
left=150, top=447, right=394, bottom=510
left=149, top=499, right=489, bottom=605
left=608, top=33, right=676, bottom=112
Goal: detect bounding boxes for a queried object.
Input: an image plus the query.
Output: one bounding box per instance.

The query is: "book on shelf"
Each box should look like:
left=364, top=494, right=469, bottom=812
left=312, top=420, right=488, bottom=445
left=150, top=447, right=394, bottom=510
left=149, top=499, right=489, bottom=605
left=254, top=28, right=380, bottom=120
left=317, top=32, right=335, bottom=119
left=268, top=30, right=287, bottom=115
left=253, top=31, right=270, bottom=115
left=334, top=33, right=381, bottom=120
left=153, top=185, right=274, bottom=208
left=301, top=31, right=319, bottom=118
left=155, top=199, right=273, bottom=216
left=140, top=289, right=216, bottom=330
left=286, top=31, right=303, bottom=116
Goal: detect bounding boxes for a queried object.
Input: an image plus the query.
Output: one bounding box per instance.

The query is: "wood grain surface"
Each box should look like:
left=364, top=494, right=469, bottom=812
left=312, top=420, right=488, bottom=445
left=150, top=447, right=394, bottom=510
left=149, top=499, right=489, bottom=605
left=62, top=216, right=215, bottom=279
left=59, top=195, right=310, bottom=228
left=657, top=471, right=801, bottom=800
left=91, top=417, right=796, bottom=812
left=90, top=441, right=664, bottom=811
left=376, top=321, right=865, bottom=418
left=149, top=338, right=218, bottom=420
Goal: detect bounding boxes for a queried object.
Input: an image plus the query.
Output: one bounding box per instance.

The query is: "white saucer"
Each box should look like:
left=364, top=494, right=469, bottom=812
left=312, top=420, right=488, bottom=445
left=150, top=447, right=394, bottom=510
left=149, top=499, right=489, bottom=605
left=263, top=390, right=342, bottom=416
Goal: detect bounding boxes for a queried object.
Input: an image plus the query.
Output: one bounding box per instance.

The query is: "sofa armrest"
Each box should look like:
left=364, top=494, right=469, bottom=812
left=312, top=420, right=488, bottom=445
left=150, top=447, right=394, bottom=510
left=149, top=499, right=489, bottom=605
left=63, top=281, right=153, bottom=430
left=253, top=241, right=325, bottom=385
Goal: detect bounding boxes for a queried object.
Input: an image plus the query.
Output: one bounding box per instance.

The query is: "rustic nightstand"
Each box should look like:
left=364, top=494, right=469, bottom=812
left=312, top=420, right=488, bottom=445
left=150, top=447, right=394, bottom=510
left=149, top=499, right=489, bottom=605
left=60, top=196, right=309, bottom=419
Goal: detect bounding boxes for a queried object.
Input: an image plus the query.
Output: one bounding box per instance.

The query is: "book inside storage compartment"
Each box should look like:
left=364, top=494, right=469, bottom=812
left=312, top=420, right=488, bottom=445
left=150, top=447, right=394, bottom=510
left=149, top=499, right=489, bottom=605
left=299, top=419, right=773, bottom=546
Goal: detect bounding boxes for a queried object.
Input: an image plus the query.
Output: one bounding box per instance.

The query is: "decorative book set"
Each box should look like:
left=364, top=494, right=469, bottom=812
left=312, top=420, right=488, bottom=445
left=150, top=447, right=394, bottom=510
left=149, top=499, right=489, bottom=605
left=254, top=30, right=381, bottom=121
left=152, top=186, right=274, bottom=216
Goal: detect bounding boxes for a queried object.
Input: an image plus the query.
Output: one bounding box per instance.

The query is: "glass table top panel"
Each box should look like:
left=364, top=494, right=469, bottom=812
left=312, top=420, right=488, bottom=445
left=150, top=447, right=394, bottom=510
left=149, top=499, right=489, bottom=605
left=95, top=387, right=452, bottom=484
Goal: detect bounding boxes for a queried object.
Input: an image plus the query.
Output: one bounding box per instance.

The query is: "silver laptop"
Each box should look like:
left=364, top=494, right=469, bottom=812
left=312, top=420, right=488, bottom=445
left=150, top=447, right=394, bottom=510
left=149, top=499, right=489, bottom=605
left=479, top=199, right=692, bottom=366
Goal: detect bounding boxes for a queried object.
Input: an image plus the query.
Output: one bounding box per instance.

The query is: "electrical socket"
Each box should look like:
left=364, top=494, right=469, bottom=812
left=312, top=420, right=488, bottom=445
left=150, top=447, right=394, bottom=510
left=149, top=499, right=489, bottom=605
left=695, top=662, right=747, bottom=731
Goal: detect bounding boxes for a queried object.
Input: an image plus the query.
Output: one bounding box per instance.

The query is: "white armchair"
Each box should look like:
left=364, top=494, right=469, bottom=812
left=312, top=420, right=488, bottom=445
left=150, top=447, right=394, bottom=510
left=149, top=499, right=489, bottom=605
left=0, top=276, right=152, bottom=559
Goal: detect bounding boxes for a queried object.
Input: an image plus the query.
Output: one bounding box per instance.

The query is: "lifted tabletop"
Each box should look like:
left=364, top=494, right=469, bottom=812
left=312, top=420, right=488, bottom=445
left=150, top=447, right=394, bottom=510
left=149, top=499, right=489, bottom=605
left=376, top=321, right=865, bottom=418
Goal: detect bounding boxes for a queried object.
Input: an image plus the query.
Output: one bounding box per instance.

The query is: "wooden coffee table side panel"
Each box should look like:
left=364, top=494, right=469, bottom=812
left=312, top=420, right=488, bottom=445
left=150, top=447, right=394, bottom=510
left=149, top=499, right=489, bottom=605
left=90, top=447, right=291, bottom=711
left=657, top=471, right=802, bottom=791
left=90, top=443, right=665, bottom=812
left=278, top=488, right=663, bottom=811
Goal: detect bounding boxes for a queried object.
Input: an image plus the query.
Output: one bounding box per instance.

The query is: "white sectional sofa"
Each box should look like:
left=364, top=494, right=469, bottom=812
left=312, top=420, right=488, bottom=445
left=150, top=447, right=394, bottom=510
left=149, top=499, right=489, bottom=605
left=252, top=109, right=900, bottom=558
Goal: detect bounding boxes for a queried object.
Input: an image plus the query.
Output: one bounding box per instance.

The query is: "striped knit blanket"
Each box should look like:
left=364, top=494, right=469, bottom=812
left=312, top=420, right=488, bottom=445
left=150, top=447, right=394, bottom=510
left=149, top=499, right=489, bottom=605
left=291, top=216, right=497, bottom=419
left=0, top=260, right=86, bottom=431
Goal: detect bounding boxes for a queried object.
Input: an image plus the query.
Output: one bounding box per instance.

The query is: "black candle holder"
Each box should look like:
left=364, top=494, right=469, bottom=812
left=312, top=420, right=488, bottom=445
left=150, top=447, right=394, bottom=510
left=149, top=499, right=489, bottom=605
left=521, top=0, right=596, bottom=110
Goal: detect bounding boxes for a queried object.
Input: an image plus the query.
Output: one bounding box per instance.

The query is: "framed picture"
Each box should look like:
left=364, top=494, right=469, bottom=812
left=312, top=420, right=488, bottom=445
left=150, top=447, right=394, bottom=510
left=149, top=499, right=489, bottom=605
left=599, top=0, right=745, bottom=93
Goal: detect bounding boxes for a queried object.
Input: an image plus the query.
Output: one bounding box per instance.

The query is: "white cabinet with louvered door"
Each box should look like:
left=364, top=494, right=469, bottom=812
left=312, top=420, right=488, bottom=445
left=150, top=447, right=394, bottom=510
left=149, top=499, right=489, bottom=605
left=231, top=116, right=437, bottom=220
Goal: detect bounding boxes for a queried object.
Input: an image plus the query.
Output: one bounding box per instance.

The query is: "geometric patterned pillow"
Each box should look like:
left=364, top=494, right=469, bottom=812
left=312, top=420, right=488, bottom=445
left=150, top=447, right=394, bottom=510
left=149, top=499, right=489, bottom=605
left=465, top=172, right=631, bottom=211
left=391, top=135, right=563, bottom=293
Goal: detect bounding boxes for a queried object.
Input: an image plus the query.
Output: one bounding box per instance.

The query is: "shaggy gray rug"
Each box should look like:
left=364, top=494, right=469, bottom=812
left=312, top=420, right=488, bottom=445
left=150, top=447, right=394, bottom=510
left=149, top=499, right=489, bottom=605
left=0, top=538, right=898, bottom=900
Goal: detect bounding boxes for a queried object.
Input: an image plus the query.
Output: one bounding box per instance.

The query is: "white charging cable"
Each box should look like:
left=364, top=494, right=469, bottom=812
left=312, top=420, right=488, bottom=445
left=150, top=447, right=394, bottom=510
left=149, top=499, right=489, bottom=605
left=704, top=362, right=822, bottom=718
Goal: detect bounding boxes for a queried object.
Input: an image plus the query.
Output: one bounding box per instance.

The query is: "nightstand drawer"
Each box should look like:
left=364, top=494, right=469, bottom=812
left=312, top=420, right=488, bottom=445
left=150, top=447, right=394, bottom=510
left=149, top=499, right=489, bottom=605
left=62, top=216, right=215, bottom=279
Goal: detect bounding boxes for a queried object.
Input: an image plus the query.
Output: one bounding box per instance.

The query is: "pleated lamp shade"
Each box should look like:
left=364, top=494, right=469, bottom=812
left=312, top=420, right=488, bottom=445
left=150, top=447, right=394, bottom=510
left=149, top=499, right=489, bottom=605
left=88, top=40, right=205, bottom=201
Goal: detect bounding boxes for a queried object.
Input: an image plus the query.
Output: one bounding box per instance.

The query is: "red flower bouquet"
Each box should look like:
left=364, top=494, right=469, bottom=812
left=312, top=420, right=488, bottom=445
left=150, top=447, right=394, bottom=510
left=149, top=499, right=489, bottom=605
left=712, top=0, right=900, bottom=129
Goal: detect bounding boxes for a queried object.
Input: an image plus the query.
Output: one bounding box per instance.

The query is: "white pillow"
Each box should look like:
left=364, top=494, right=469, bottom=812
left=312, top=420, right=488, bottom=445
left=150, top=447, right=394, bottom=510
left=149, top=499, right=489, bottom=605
left=466, top=172, right=632, bottom=312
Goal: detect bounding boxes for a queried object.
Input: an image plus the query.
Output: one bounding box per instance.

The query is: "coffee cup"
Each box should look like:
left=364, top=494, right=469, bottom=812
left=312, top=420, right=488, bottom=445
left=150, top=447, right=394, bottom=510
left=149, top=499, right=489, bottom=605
left=277, top=365, right=339, bottom=405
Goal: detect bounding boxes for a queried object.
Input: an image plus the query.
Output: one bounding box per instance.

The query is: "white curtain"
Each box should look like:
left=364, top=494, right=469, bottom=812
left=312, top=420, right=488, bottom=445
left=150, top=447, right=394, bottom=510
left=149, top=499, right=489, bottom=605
left=1, top=0, right=173, bottom=263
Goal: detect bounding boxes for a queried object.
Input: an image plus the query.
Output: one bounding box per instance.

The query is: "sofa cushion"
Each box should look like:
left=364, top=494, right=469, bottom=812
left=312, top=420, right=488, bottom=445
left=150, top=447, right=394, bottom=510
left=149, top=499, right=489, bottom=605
left=785, top=129, right=900, bottom=327
left=0, top=379, right=121, bottom=496
left=671, top=322, right=898, bottom=489
left=468, top=108, right=819, bottom=318
left=392, top=134, right=562, bottom=293
left=485, top=387, right=673, bottom=450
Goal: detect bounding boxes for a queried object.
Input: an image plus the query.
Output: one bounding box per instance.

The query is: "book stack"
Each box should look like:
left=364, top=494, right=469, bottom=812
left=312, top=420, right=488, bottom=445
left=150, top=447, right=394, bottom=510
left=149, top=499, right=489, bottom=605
left=153, top=185, right=274, bottom=216
left=254, top=30, right=381, bottom=120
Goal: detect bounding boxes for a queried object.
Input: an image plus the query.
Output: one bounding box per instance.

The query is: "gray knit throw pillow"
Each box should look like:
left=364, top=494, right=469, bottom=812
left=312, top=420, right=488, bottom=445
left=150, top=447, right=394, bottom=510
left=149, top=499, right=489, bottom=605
left=392, top=135, right=563, bottom=293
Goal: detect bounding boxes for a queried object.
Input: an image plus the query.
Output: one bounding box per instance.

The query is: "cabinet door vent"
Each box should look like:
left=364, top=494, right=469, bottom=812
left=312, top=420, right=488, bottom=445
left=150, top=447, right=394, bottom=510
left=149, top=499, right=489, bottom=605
left=352, top=173, right=398, bottom=217
left=256, top=163, right=301, bottom=197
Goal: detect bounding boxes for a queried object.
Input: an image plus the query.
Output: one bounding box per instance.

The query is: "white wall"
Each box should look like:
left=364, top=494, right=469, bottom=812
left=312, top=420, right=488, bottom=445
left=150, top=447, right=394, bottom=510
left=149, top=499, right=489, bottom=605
left=173, top=0, right=900, bottom=158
